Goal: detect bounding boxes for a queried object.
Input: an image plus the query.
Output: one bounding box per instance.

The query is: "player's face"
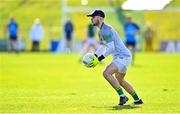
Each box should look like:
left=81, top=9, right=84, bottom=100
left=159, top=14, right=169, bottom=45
left=91, top=16, right=99, bottom=26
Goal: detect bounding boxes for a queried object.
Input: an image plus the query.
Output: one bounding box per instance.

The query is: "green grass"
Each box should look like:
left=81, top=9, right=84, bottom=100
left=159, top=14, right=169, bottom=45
left=0, top=53, right=180, bottom=113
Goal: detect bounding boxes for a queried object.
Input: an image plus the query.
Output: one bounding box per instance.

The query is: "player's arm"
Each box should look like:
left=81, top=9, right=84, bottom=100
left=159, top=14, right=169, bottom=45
left=94, top=41, right=115, bottom=61
left=133, top=23, right=140, bottom=34
left=90, top=29, right=114, bottom=67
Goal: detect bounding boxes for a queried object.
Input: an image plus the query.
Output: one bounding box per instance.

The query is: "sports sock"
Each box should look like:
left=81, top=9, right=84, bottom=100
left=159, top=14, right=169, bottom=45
left=131, top=92, right=140, bottom=101
left=116, top=86, right=124, bottom=97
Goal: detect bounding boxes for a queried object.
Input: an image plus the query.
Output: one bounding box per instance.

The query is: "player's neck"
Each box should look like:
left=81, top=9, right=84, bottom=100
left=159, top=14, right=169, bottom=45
left=98, top=21, right=104, bottom=29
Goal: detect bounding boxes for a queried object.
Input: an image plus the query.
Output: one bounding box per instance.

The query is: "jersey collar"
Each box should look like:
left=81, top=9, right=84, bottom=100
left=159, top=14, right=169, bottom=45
left=100, top=22, right=104, bottom=30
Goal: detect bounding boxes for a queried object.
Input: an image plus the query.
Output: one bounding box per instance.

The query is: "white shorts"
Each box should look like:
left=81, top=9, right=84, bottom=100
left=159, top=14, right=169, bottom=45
left=112, top=56, right=132, bottom=73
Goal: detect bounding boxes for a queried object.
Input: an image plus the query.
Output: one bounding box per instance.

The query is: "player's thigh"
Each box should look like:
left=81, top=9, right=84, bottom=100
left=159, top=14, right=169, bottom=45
left=104, top=62, right=119, bottom=75
left=113, top=57, right=131, bottom=74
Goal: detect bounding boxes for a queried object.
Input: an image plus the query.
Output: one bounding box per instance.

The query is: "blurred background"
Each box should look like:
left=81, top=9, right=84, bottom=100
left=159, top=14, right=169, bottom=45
left=0, top=0, right=180, bottom=53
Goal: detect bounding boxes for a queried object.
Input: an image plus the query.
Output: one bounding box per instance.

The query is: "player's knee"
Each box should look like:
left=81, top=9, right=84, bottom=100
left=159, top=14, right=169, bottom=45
left=103, top=70, right=109, bottom=79
left=115, top=76, right=124, bottom=84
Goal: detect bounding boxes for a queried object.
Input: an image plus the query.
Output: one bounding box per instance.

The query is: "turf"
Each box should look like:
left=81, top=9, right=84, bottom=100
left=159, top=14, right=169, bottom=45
left=0, top=53, right=180, bottom=113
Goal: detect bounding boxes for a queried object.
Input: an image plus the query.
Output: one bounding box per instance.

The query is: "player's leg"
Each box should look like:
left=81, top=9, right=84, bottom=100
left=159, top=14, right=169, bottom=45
left=126, top=41, right=136, bottom=65
left=79, top=41, right=90, bottom=61
left=103, top=63, right=128, bottom=105
left=103, top=63, right=120, bottom=89
left=80, top=43, right=90, bottom=55
left=8, top=39, right=13, bottom=52
left=145, top=39, right=148, bottom=52
left=149, top=38, right=153, bottom=52
left=115, top=72, right=134, bottom=94
left=132, top=43, right=136, bottom=65
left=35, top=41, right=40, bottom=51
left=32, top=41, right=36, bottom=51
left=128, top=45, right=135, bottom=65
left=66, top=39, right=72, bottom=53
left=33, top=41, right=38, bottom=52
left=15, top=40, right=19, bottom=53
left=12, top=40, right=17, bottom=52
left=115, top=72, right=143, bottom=105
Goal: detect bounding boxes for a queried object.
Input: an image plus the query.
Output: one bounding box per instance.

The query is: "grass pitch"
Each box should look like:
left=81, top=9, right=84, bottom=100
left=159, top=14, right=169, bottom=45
left=0, top=52, right=180, bottom=113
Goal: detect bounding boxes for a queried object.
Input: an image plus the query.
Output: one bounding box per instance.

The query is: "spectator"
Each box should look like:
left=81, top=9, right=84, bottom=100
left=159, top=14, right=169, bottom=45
left=64, top=18, right=74, bottom=52
left=144, top=22, right=155, bottom=52
left=124, top=17, right=140, bottom=65
left=7, top=17, right=19, bottom=52
left=29, top=18, right=44, bottom=52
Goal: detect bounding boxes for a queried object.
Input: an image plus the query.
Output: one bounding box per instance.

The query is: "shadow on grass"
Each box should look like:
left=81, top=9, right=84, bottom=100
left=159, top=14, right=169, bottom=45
left=92, top=104, right=141, bottom=111
left=112, top=104, right=140, bottom=110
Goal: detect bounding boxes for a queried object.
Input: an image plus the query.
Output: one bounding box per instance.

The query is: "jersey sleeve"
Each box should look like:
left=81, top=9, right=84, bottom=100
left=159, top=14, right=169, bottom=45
left=103, top=41, right=115, bottom=57
left=95, top=41, right=115, bottom=58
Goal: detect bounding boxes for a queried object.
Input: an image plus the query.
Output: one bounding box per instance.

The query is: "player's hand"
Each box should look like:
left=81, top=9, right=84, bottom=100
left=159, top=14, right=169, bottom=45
left=88, top=54, right=99, bottom=68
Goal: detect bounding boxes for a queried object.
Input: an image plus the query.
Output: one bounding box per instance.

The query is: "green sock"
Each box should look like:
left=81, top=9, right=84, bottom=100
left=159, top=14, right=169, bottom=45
left=131, top=92, right=140, bottom=101
left=116, top=87, right=124, bottom=96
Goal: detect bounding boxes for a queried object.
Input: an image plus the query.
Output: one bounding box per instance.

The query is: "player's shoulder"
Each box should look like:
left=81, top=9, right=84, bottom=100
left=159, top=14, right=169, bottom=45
left=101, top=23, right=112, bottom=33
left=103, top=23, right=112, bottom=29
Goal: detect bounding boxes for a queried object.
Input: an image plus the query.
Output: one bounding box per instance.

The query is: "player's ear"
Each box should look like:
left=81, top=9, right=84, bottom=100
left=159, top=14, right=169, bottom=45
left=99, top=17, right=103, bottom=19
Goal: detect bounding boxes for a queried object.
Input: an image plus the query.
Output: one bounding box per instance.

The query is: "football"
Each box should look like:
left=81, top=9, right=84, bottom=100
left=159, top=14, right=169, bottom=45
left=82, top=53, right=94, bottom=68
